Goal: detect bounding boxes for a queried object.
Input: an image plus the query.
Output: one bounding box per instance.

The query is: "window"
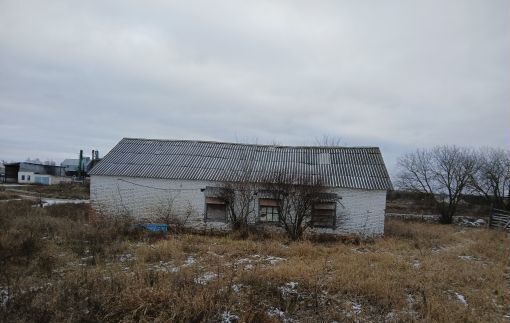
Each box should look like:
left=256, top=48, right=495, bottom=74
left=259, top=199, right=280, bottom=222
left=312, top=203, right=336, bottom=227
left=21, top=175, right=25, bottom=181
left=205, top=197, right=226, bottom=222
left=27, top=175, right=31, bottom=181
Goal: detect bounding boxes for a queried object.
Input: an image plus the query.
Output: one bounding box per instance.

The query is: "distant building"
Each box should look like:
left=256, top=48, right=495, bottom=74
left=90, top=138, right=393, bottom=236
left=0, top=163, right=5, bottom=183
left=4, top=162, right=67, bottom=185
left=61, top=158, right=92, bottom=176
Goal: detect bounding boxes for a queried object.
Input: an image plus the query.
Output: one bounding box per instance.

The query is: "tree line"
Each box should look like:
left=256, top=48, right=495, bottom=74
left=396, top=146, right=510, bottom=223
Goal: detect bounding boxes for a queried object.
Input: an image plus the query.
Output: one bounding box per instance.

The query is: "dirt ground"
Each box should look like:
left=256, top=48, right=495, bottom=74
left=0, top=201, right=509, bottom=322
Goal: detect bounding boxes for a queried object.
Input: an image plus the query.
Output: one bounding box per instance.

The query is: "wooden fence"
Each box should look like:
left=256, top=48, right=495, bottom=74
left=489, top=208, right=510, bottom=232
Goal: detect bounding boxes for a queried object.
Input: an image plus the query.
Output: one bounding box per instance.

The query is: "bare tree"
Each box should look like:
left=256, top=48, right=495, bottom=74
left=220, top=181, right=257, bottom=230
left=219, top=150, right=257, bottom=230
left=469, top=148, right=510, bottom=209
left=263, top=172, right=327, bottom=240
left=314, top=135, right=344, bottom=147
left=397, top=146, right=477, bottom=224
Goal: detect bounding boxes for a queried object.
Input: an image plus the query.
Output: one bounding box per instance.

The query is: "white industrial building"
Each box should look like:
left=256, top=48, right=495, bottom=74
left=4, top=162, right=68, bottom=185
left=89, top=138, right=393, bottom=236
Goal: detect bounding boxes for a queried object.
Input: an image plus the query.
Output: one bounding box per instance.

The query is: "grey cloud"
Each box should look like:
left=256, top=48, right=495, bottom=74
left=0, top=0, right=508, bottom=177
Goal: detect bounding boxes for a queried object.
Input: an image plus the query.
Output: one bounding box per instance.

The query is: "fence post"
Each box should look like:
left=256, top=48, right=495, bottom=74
left=488, top=207, right=492, bottom=229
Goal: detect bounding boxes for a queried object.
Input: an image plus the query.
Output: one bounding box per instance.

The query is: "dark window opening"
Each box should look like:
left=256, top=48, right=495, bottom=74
left=21, top=175, right=25, bottom=181
left=312, top=202, right=336, bottom=228
left=205, top=197, right=227, bottom=222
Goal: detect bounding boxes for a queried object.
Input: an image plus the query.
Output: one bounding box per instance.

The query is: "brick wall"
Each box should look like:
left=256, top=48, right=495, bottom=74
left=90, top=175, right=386, bottom=236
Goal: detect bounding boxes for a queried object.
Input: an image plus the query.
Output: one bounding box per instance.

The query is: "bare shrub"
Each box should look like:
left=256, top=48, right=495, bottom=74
left=220, top=181, right=257, bottom=231
left=397, top=146, right=477, bottom=223
left=263, top=172, right=332, bottom=240
left=469, top=147, right=510, bottom=209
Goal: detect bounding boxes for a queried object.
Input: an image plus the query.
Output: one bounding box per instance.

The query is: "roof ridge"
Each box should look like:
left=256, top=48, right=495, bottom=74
left=121, top=137, right=381, bottom=150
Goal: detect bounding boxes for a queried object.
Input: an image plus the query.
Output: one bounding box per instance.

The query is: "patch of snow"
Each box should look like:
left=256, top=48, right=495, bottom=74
left=351, top=302, right=362, bottom=314
left=244, top=264, right=253, bottom=270
left=474, top=219, right=486, bottom=226
left=119, top=253, right=137, bottom=262
left=267, top=307, right=285, bottom=317
left=412, top=260, right=421, bottom=269
left=455, top=292, right=467, bottom=306
left=264, top=255, right=286, bottom=265
left=278, top=282, right=300, bottom=299
left=39, top=198, right=89, bottom=207
left=221, top=311, right=239, bottom=323
left=231, top=284, right=245, bottom=293
left=194, top=272, right=218, bottom=285
left=458, top=255, right=476, bottom=261
left=457, top=217, right=487, bottom=227
left=183, top=255, right=196, bottom=267
left=0, top=287, right=11, bottom=306
left=385, top=311, right=397, bottom=320
left=432, top=245, right=447, bottom=253
left=148, top=261, right=179, bottom=273
left=234, top=258, right=251, bottom=265
left=406, top=293, right=417, bottom=305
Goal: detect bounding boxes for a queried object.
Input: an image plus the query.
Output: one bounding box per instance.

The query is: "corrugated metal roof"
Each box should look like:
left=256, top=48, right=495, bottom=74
left=89, top=138, right=393, bottom=190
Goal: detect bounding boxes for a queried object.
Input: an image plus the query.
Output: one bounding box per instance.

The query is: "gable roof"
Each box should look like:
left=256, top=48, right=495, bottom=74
left=61, top=158, right=91, bottom=167
left=89, top=138, right=393, bottom=190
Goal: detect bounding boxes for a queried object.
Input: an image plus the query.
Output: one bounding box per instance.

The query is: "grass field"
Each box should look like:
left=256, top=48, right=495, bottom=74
left=3, top=183, right=90, bottom=200
left=0, top=201, right=508, bottom=322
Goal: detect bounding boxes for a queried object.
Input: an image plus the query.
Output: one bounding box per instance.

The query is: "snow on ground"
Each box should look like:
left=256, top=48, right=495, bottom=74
left=0, top=287, right=11, bottom=306
left=351, top=302, right=362, bottom=315
left=147, top=261, right=179, bottom=273
left=194, top=272, right=218, bottom=285
left=118, top=253, right=137, bottom=262
left=278, top=282, right=300, bottom=299
left=232, top=254, right=286, bottom=270
left=40, top=198, right=89, bottom=207
left=455, top=292, right=468, bottom=306
left=267, top=307, right=289, bottom=321
left=231, top=284, right=245, bottom=293
left=221, top=311, right=239, bottom=323
left=183, top=255, right=196, bottom=267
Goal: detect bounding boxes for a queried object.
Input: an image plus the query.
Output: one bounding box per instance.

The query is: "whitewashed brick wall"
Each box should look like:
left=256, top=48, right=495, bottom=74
left=90, top=175, right=387, bottom=236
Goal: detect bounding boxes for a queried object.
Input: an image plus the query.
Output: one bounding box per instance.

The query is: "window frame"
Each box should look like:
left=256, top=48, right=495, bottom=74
left=204, top=197, right=227, bottom=223
left=259, top=199, right=280, bottom=223
left=311, top=202, right=337, bottom=228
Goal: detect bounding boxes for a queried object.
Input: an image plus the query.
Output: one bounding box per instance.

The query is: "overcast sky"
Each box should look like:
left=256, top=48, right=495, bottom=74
left=0, top=0, right=508, bottom=175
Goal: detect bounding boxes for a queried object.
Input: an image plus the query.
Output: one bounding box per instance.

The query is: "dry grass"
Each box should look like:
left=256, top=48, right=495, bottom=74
left=11, top=182, right=90, bottom=199
left=0, top=202, right=508, bottom=322
left=0, top=190, right=20, bottom=200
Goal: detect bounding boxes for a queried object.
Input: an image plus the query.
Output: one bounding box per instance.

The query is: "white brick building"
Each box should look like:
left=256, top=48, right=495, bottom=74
left=89, top=138, right=393, bottom=236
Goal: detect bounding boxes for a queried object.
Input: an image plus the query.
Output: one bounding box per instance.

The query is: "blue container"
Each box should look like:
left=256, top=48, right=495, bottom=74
left=135, top=223, right=169, bottom=233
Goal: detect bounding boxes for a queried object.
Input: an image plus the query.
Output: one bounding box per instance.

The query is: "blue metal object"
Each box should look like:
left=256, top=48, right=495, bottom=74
left=34, top=176, right=50, bottom=185
left=135, top=223, right=168, bottom=233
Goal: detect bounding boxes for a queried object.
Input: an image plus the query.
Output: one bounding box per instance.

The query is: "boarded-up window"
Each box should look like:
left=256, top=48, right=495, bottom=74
left=312, top=203, right=336, bottom=227
left=205, top=197, right=226, bottom=222
left=259, top=199, right=280, bottom=222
